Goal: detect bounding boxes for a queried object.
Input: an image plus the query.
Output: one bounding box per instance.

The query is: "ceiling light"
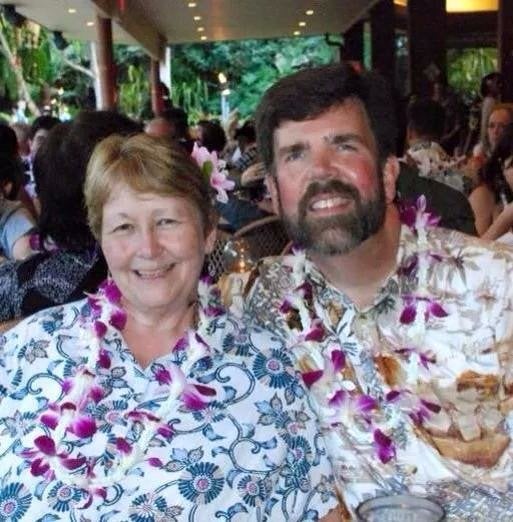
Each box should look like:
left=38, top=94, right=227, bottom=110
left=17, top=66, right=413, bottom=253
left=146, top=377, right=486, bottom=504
left=200, top=35, right=207, bottom=41
left=298, top=21, right=306, bottom=27
left=188, top=2, right=197, bottom=7
left=193, top=15, right=202, bottom=21
left=86, top=21, right=95, bottom=27
left=197, top=26, right=205, bottom=32
left=68, top=8, right=77, bottom=14
left=293, top=30, right=301, bottom=36
left=306, top=9, right=314, bottom=15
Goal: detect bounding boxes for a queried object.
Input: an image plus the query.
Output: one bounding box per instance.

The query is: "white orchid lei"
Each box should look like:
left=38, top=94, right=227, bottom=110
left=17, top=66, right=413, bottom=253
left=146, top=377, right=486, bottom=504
left=279, top=196, right=447, bottom=466
left=191, top=143, right=235, bottom=204
left=20, top=276, right=224, bottom=507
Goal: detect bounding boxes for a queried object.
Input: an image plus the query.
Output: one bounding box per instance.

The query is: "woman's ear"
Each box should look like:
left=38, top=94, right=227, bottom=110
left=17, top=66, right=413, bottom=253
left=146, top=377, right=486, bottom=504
left=383, top=156, right=400, bottom=205
left=204, top=216, right=218, bottom=256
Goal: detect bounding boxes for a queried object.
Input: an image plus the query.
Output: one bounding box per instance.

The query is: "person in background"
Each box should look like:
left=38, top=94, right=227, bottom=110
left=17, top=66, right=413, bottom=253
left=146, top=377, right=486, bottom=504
left=145, top=107, right=194, bottom=154
left=196, top=119, right=227, bottom=154
left=229, top=121, right=259, bottom=176
left=11, top=122, right=31, bottom=166
left=469, top=122, right=513, bottom=235
left=0, top=155, right=35, bottom=260
left=0, top=133, right=341, bottom=521
left=479, top=72, right=503, bottom=149
left=472, top=103, right=513, bottom=167
left=243, top=63, right=513, bottom=518
left=0, top=111, right=142, bottom=321
left=404, top=98, right=465, bottom=193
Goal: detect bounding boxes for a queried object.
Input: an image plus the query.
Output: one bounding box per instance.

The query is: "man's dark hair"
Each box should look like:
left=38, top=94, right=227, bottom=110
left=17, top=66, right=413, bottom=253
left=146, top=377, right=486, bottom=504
left=29, top=115, right=60, bottom=140
left=34, top=111, right=142, bottom=251
left=162, top=107, right=189, bottom=139
left=0, top=123, right=19, bottom=157
left=255, top=63, right=397, bottom=173
left=480, top=72, right=502, bottom=98
left=197, top=120, right=227, bottom=153
left=0, top=155, right=24, bottom=199
left=407, top=98, right=445, bottom=141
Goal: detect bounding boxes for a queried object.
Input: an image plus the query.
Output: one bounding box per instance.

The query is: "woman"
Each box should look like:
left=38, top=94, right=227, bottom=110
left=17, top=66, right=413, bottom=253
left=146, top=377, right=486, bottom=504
left=0, top=134, right=340, bottom=520
left=0, top=111, right=141, bottom=321
left=472, top=104, right=513, bottom=167
left=469, top=122, right=513, bottom=235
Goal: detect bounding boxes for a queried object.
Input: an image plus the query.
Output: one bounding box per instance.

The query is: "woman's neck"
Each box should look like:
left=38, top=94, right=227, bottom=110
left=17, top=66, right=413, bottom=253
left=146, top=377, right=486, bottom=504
left=122, top=300, right=197, bottom=368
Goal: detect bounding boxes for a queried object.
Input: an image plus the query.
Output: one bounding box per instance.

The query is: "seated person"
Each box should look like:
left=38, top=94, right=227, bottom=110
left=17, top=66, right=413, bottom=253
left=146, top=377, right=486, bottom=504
left=0, top=134, right=340, bottom=521
left=244, top=64, right=513, bottom=518
left=0, top=155, right=35, bottom=260
left=228, top=121, right=259, bottom=177
left=404, top=98, right=466, bottom=193
left=0, top=111, right=142, bottom=321
left=469, top=123, right=513, bottom=236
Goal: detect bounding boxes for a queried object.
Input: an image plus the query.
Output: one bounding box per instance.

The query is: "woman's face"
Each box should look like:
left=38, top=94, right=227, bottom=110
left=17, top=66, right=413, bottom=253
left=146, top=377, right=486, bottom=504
left=101, top=182, right=215, bottom=318
left=488, top=109, right=513, bottom=151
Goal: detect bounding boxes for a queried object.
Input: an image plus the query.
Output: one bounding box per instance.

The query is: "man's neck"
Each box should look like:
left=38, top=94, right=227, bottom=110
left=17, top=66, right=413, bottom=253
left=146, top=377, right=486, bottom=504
left=309, top=206, right=402, bottom=310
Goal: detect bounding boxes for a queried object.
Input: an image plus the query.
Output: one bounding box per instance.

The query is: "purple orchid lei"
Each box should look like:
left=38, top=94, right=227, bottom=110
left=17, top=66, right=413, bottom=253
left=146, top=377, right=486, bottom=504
left=279, top=196, right=447, bottom=466
left=191, top=143, right=235, bottom=203
left=21, top=276, right=222, bottom=507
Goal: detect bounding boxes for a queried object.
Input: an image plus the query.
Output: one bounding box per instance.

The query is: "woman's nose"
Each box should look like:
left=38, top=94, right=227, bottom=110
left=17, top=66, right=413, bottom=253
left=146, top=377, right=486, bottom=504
left=139, top=229, right=161, bottom=258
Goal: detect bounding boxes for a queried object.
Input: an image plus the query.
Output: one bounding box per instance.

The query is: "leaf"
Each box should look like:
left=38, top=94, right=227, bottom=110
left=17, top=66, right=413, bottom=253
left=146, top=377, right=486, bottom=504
left=240, top=423, right=255, bottom=439
left=35, top=515, right=61, bottom=522
left=202, top=424, right=224, bottom=442
left=211, top=445, right=229, bottom=457
left=260, top=437, right=278, bottom=450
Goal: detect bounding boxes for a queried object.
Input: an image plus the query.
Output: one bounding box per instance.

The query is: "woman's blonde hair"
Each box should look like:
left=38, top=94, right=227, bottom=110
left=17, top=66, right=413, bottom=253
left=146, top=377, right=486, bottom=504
left=84, top=133, right=213, bottom=239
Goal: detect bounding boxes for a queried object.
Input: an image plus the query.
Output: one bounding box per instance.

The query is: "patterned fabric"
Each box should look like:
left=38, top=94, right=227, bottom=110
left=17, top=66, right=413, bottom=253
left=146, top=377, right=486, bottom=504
left=244, top=225, right=513, bottom=520
left=0, top=247, right=107, bottom=321
left=231, top=145, right=259, bottom=174
left=0, top=299, right=337, bottom=521
left=405, top=141, right=466, bottom=193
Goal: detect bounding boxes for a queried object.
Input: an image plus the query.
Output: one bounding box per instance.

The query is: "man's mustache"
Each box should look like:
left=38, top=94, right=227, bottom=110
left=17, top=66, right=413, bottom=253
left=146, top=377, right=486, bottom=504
left=299, top=179, right=360, bottom=216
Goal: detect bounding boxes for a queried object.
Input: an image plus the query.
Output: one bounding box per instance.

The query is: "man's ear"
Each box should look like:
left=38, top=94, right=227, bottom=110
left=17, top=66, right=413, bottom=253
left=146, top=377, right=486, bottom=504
left=383, top=156, right=400, bottom=205
left=265, top=175, right=281, bottom=216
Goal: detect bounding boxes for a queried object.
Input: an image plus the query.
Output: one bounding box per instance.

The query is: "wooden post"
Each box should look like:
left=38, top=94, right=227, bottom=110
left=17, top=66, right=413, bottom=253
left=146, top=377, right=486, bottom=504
left=498, top=0, right=513, bottom=102
left=343, top=20, right=364, bottom=64
left=150, top=59, right=164, bottom=116
left=96, top=14, right=116, bottom=110
left=407, top=0, right=446, bottom=96
left=371, top=0, right=396, bottom=87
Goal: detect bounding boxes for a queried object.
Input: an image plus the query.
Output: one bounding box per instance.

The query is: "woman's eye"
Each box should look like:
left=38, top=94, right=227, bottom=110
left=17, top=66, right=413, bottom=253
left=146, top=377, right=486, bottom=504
left=112, top=223, right=133, bottom=233
left=157, top=218, right=176, bottom=226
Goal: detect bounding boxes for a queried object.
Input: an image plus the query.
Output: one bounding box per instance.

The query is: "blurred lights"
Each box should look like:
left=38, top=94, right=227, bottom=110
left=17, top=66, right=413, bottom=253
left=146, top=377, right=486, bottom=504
left=305, top=9, right=314, bottom=15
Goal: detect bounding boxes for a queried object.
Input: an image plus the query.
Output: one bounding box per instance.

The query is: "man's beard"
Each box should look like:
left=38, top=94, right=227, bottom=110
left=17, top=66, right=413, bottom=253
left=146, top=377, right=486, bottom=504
left=279, top=178, right=386, bottom=255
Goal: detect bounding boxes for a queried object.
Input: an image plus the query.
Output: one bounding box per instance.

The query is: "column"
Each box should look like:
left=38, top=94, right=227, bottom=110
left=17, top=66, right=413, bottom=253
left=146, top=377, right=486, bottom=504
left=343, top=20, right=364, bottom=64
left=498, top=0, right=513, bottom=102
left=150, top=59, right=164, bottom=116
left=371, top=0, right=396, bottom=87
left=407, top=0, right=446, bottom=96
left=95, top=15, right=116, bottom=110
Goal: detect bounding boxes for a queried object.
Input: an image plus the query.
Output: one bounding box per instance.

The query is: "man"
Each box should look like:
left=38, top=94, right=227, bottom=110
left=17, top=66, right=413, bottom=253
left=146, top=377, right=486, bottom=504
left=243, top=64, right=513, bottom=518
left=404, top=97, right=466, bottom=193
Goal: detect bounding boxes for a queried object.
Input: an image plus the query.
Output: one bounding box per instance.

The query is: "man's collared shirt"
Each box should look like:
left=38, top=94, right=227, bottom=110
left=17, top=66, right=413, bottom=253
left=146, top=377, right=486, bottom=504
left=244, top=225, right=513, bottom=519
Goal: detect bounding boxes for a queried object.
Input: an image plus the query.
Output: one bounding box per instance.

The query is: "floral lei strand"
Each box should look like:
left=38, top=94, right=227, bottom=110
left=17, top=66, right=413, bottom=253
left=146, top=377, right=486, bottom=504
left=279, top=196, right=448, bottom=466
left=20, top=276, right=223, bottom=508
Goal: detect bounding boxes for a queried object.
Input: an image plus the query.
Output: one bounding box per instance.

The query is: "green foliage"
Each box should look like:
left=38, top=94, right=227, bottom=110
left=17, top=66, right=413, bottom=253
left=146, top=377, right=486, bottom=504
left=447, top=48, right=497, bottom=102
left=172, top=36, right=337, bottom=120
left=118, top=62, right=151, bottom=120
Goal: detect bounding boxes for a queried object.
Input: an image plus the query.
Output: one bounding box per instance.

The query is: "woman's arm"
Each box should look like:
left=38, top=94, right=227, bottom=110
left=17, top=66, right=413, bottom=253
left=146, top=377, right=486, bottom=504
left=482, top=202, right=513, bottom=241
left=320, top=505, right=349, bottom=521
left=468, top=185, right=495, bottom=236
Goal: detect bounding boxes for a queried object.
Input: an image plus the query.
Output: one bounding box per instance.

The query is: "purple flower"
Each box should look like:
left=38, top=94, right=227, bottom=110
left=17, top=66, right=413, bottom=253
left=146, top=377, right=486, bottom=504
left=330, top=350, right=345, bottom=372
left=98, top=349, right=111, bottom=369
left=304, top=320, right=325, bottom=342
left=93, top=320, right=107, bottom=338
left=157, top=424, right=174, bottom=439
left=109, top=309, right=127, bottom=330
left=70, top=415, right=96, bottom=438
left=194, top=384, right=216, bottom=397
left=301, top=369, right=323, bottom=388
left=373, top=428, right=395, bottom=464
left=115, top=437, right=132, bottom=455
left=30, top=457, right=50, bottom=477
left=40, top=411, right=59, bottom=430
left=60, top=456, right=87, bottom=470
left=355, top=395, right=377, bottom=414
left=148, top=457, right=163, bottom=468
left=181, top=388, right=208, bottom=410
left=153, top=367, right=172, bottom=385
left=279, top=299, right=293, bottom=314
left=296, top=281, right=313, bottom=301
left=100, top=279, right=122, bottom=304
left=34, top=435, right=56, bottom=456
left=328, top=389, right=347, bottom=408
left=399, top=296, right=448, bottom=325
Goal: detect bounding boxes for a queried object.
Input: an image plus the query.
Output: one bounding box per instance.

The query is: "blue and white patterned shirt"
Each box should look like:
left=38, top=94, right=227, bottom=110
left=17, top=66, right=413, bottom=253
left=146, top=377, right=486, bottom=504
left=0, top=299, right=337, bottom=521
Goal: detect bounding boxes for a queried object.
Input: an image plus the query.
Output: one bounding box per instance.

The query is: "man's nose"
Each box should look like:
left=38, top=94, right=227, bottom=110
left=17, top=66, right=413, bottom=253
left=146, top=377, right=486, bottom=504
left=309, top=148, right=337, bottom=179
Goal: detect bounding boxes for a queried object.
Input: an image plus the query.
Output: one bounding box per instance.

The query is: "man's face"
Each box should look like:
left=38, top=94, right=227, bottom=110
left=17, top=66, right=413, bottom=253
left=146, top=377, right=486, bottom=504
left=270, top=100, right=388, bottom=256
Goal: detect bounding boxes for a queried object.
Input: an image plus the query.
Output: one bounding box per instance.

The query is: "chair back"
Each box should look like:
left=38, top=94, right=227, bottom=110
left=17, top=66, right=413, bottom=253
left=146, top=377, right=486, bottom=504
left=205, top=229, right=232, bottom=281
left=233, top=215, right=289, bottom=260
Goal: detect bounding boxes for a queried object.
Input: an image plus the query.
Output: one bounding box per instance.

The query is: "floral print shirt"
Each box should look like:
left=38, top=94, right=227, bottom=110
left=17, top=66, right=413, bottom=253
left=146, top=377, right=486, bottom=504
left=244, top=225, right=513, bottom=520
left=0, top=299, right=337, bottom=521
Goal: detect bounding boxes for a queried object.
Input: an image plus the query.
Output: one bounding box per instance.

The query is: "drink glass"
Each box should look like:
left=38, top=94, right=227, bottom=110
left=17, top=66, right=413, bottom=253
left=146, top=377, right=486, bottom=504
left=356, top=494, right=444, bottom=521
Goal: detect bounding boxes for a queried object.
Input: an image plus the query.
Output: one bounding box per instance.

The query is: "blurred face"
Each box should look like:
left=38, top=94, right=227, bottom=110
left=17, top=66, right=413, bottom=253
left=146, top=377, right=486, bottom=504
left=269, top=101, right=395, bottom=255
left=30, top=129, right=49, bottom=159
left=503, top=156, right=513, bottom=191
left=488, top=109, right=512, bottom=151
left=101, top=182, right=215, bottom=318
left=145, top=118, right=175, bottom=139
